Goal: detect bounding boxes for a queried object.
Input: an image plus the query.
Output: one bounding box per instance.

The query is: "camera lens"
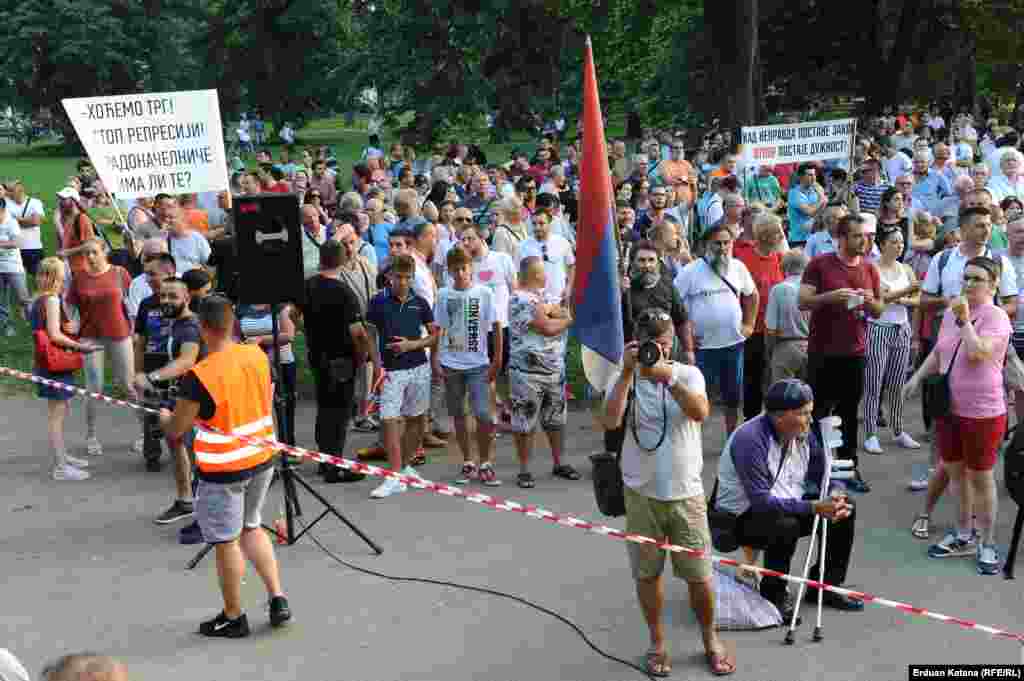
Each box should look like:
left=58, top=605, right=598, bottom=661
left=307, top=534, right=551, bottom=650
left=638, top=340, right=661, bottom=368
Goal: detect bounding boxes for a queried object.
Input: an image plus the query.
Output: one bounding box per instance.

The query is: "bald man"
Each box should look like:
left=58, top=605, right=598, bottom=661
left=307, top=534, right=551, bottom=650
left=41, top=653, right=129, bottom=681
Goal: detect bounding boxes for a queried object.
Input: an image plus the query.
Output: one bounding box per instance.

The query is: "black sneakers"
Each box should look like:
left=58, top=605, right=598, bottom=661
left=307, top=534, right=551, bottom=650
left=155, top=500, right=194, bottom=525
left=198, top=612, right=250, bottom=638
left=269, top=596, right=292, bottom=627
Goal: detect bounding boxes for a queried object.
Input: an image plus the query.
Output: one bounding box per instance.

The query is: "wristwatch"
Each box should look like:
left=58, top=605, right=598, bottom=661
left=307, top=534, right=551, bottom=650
left=148, top=371, right=161, bottom=384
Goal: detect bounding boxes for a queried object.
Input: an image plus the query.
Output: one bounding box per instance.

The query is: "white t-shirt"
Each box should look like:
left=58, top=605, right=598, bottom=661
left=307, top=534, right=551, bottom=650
left=922, top=244, right=1018, bottom=300
left=609, top=363, right=707, bottom=501
left=884, top=151, right=912, bottom=185
left=468, top=249, right=515, bottom=327
left=674, top=257, right=756, bottom=350
left=517, top=234, right=575, bottom=302
left=0, top=212, right=24, bottom=274
left=167, top=230, right=211, bottom=275
left=6, top=197, right=45, bottom=250
left=412, top=252, right=436, bottom=310
left=125, top=274, right=152, bottom=320
left=435, top=285, right=496, bottom=370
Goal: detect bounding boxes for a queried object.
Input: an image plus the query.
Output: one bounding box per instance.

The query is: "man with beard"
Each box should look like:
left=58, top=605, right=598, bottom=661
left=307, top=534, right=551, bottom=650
left=675, top=222, right=758, bottom=438
left=133, top=277, right=205, bottom=529
left=799, top=214, right=884, bottom=493
left=604, top=241, right=694, bottom=456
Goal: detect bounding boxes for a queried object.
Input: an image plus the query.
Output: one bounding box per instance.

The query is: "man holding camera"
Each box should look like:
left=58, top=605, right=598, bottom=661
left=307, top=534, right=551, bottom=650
left=713, top=379, right=862, bottom=620
left=605, top=240, right=694, bottom=458
left=134, top=272, right=205, bottom=529
left=601, top=309, right=735, bottom=677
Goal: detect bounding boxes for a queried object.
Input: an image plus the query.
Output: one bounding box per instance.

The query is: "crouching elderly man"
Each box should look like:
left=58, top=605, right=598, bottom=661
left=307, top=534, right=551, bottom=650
left=601, top=308, right=735, bottom=677
left=713, top=379, right=863, bottom=620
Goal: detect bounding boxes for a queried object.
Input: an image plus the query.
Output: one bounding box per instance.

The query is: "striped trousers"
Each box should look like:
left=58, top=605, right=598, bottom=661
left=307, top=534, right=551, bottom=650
left=862, top=321, right=912, bottom=438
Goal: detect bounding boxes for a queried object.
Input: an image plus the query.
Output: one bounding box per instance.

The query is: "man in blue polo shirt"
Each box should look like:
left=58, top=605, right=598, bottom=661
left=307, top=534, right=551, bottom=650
left=365, top=253, right=438, bottom=499
left=786, top=163, right=826, bottom=247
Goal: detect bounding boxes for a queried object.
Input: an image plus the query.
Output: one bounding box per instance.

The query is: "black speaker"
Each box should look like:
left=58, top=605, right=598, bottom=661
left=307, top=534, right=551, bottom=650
left=233, top=193, right=305, bottom=305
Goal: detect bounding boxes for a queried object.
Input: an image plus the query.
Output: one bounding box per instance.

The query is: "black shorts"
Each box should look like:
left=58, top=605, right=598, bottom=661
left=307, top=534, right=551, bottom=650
left=488, top=328, right=510, bottom=375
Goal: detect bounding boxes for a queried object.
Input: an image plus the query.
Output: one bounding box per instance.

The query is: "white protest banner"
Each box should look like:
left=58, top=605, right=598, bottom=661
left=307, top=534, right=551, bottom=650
left=739, top=118, right=855, bottom=167
left=62, top=90, right=229, bottom=199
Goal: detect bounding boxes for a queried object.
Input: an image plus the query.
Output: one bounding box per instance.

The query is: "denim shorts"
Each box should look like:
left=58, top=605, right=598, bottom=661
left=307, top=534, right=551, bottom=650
left=695, top=341, right=745, bottom=408
left=443, top=364, right=492, bottom=424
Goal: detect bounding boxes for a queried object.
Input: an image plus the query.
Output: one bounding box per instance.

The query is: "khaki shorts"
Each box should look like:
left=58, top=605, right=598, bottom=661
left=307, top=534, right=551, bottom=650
left=624, top=486, right=712, bottom=583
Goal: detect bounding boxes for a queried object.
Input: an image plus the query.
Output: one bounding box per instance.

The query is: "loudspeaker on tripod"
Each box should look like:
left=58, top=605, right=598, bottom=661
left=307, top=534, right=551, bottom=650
left=233, top=193, right=305, bottom=305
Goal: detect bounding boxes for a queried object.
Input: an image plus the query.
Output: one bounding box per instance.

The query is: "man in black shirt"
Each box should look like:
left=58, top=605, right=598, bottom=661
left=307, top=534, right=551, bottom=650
left=605, top=240, right=693, bottom=456
left=294, top=241, right=372, bottom=483
left=133, top=277, right=205, bottom=527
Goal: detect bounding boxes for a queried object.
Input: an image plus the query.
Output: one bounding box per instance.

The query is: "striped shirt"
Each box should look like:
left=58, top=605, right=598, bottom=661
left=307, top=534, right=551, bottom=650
left=853, top=181, right=890, bottom=213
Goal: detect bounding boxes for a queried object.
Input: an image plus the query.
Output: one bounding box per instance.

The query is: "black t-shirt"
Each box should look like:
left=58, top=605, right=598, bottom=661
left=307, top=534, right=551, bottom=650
left=622, top=276, right=688, bottom=344
left=134, top=295, right=206, bottom=374
left=299, top=274, right=363, bottom=367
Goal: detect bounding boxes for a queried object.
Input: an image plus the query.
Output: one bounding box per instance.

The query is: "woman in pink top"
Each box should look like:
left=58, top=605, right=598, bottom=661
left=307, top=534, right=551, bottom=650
left=904, top=256, right=1010, bottom=575
left=66, top=238, right=137, bottom=457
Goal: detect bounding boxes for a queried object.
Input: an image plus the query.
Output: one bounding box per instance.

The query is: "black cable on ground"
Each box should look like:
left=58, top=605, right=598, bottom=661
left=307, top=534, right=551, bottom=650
left=294, top=517, right=655, bottom=681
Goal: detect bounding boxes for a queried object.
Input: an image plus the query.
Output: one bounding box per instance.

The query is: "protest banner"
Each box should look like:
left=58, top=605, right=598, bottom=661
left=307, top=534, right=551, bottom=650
left=62, top=90, right=229, bottom=199
left=739, top=118, right=856, bottom=167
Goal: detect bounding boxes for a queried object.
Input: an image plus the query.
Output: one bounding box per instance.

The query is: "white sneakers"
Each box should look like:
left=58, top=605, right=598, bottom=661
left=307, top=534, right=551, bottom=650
left=65, top=453, right=89, bottom=468
left=864, top=433, right=921, bottom=455
left=132, top=437, right=144, bottom=454
left=52, top=464, right=90, bottom=481
left=369, top=466, right=423, bottom=499
left=370, top=477, right=407, bottom=499
left=85, top=437, right=103, bottom=456
left=894, top=432, right=921, bottom=449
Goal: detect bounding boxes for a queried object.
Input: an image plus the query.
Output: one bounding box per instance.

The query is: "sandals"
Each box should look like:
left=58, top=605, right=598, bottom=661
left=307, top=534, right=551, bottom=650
left=645, top=648, right=671, bottom=678
left=707, top=649, right=736, bottom=676
left=410, top=448, right=427, bottom=467
left=912, top=514, right=931, bottom=539
left=552, top=464, right=581, bottom=480
left=517, top=472, right=535, bottom=489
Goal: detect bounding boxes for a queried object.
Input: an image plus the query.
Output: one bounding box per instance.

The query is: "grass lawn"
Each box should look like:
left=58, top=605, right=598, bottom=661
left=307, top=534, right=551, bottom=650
left=0, top=121, right=594, bottom=400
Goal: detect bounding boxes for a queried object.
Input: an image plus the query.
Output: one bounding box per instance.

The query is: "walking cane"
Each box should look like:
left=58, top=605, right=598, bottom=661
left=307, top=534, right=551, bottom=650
left=784, top=415, right=855, bottom=645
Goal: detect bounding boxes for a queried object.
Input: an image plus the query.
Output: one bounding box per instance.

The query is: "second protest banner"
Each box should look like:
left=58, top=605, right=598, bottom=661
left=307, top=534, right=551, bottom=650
left=62, top=89, right=229, bottom=199
left=739, top=118, right=855, bottom=167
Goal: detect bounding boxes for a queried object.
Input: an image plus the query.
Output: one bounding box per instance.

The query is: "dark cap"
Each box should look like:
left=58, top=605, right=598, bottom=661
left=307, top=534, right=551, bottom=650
left=764, top=379, right=813, bottom=412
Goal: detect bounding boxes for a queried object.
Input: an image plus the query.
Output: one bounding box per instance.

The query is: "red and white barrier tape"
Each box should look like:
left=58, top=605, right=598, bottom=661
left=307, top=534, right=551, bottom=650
left=3, top=364, right=1023, bottom=644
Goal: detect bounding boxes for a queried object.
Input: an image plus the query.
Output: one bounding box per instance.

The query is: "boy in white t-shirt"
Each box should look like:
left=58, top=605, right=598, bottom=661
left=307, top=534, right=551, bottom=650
left=434, top=246, right=502, bottom=486
left=0, top=198, right=29, bottom=335
left=6, top=181, right=46, bottom=276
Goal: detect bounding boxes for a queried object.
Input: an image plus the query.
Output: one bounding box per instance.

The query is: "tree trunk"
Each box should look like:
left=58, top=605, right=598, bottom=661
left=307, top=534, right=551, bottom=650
left=704, top=0, right=759, bottom=131
left=865, top=0, right=925, bottom=114
left=1014, top=64, right=1024, bottom=130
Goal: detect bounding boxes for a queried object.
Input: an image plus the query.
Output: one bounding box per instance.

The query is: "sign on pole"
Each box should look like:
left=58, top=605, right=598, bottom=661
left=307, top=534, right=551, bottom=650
left=62, top=90, right=229, bottom=199
left=739, top=118, right=856, bottom=167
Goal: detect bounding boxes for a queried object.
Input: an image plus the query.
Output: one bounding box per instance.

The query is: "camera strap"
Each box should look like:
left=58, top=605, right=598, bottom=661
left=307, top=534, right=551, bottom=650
left=629, top=374, right=669, bottom=454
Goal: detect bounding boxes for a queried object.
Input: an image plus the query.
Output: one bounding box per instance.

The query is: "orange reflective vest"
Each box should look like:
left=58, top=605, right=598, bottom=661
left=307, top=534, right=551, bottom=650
left=191, top=343, right=275, bottom=475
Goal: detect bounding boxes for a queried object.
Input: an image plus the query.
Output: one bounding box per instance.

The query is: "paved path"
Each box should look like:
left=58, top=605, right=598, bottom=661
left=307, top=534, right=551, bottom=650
left=2, top=393, right=1023, bottom=681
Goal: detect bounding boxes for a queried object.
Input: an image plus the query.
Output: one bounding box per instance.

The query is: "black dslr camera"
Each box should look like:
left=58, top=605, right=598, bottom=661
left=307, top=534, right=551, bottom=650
left=634, top=308, right=671, bottom=368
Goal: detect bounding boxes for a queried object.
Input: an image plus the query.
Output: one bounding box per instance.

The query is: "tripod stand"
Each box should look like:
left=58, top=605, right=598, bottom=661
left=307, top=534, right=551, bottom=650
left=187, top=303, right=382, bottom=570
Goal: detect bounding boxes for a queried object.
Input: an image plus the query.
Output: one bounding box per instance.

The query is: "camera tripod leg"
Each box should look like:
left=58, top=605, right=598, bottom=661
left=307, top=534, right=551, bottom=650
left=283, top=467, right=383, bottom=554
left=1003, top=506, right=1024, bottom=580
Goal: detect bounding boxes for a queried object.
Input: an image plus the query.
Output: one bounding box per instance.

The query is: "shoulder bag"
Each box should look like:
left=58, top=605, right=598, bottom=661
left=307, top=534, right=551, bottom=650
left=923, top=326, right=967, bottom=423
left=33, top=299, right=83, bottom=373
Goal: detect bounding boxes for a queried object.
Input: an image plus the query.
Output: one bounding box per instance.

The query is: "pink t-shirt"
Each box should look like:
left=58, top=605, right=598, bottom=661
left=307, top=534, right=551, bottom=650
left=934, top=303, right=1011, bottom=418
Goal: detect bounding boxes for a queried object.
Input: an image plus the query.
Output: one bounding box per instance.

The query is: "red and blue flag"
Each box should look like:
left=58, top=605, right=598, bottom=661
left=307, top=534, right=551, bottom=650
left=572, top=36, right=624, bottom=366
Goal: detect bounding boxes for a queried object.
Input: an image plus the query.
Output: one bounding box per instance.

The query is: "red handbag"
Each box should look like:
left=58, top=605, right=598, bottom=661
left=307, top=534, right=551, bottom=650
left=33, top=298, right=83, bottom=373
left=34, top=329, right=83, bottom=373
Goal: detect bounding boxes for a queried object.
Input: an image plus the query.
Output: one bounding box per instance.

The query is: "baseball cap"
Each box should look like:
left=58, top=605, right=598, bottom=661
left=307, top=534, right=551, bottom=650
left=764, top=379, right=814, bottom=412
left=56, top=187, right=80, bottom=201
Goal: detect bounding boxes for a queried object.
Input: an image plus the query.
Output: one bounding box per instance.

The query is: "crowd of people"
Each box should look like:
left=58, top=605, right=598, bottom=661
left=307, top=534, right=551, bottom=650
left=4, top=103, right=1022, bottom=673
